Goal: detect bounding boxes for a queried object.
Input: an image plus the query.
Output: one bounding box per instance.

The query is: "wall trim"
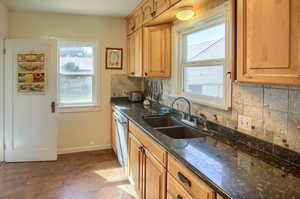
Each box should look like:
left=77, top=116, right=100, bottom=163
left=57, top=144, right=112, bottom=155
left=0, top=37, right=5, bottom=162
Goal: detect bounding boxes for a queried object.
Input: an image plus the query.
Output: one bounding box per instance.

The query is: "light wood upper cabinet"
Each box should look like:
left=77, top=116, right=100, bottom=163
left=141, top=0, right=155, bottom=24
left=153, top=0, right=170, bottom=17
left=143, top=149, right=166, bottom=199
left=143, top=24, right=171, bottom=77
left=170, top=0, right=180, bottom=6
left=128, top=134, right=144, bottom=198
left=237, top=0, right=300, bottom=86
left=127, top=28, right=143, bottom=77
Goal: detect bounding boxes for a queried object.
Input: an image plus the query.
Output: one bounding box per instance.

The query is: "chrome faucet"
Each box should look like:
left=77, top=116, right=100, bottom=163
left=171, top=97, right=192, bottom=121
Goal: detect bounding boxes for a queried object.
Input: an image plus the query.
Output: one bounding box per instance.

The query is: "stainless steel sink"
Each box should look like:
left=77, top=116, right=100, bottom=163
left=154, top=126, right=208, bottom=139
left=143, top=115, right=182, bottom=128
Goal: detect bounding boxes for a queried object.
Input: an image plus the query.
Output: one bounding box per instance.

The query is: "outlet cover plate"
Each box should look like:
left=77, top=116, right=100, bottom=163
left=238, top=115, right=252, bottom=131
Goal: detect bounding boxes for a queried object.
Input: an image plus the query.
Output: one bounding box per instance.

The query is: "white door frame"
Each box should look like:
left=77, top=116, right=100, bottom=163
left=0, top=36, right=5, bottom=162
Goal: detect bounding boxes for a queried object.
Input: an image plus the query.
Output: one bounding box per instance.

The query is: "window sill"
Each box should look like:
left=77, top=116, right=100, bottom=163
left=57, top=105, right=102, bottom=113
left=168, top=94, right=231, bottom=111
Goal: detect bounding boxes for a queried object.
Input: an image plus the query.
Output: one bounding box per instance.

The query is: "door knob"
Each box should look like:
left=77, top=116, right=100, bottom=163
left=51, top=101, right=56, bottom=113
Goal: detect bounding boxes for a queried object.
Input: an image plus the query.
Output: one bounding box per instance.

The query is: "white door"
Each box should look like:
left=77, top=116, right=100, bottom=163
left=4, top=39, right=57, bottom=162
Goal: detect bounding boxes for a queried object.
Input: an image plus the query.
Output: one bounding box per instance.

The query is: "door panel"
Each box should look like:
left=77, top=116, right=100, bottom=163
left=143, top=24, right=171, bottom=77
left=144, top=149, right=166, bottom=199
left=237, top=0, right=300, bottom=85
left=128, top=133, right=144, bottom=198
left=4, top=39, right=57, bottom=162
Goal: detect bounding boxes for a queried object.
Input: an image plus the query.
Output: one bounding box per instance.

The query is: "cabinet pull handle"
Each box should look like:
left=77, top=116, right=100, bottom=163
left=178, top=172, right=191, bottom=187
left=177, top=195, right=183, bottom=199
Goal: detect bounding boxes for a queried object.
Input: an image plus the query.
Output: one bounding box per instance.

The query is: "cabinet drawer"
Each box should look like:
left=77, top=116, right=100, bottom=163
left=168, top=155, right=215, bottom=199
left=167, top=173, right=193, bottom=199
left=129, top=121, right=168, bottom=167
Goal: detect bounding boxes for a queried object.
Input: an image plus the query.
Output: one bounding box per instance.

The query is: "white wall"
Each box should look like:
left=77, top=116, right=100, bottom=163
left=0, top=2, right=8, bottom=161
left=8, top=11, right=127, bottom=154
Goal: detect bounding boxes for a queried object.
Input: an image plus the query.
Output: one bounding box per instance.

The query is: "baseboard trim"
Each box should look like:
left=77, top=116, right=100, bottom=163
left=57, top=145, right=112, bottom=155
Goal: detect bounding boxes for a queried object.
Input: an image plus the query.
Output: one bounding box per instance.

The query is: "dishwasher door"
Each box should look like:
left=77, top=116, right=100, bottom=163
left=113, top=111, right=129, bottom=173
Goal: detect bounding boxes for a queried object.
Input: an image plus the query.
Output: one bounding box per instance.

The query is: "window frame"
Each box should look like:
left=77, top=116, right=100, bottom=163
left=57, top=40, right=101, bottom=112
left=172, top=3, right=233, bottom=110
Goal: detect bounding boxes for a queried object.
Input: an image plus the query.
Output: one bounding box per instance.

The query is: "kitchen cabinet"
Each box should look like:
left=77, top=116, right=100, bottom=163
left=144, top=148, right=166, bottom=199
left=141, top=0, right=155, bottom=24
left=237, top=0, right=300, bottom=86
left=167, top=173, right=193, bottom=199
left=170, top=0, right=180, bottom=6
left=168, top=155, right=215, bottom=199
left=128, top=134, right=144, bottom=198
left=143, top=24, right=171, bottom=77
left=128, top=121, right=167, bottom=199
left=127, top=28, right=143, bottom=77
left=153, top=0, right=170, bottom=17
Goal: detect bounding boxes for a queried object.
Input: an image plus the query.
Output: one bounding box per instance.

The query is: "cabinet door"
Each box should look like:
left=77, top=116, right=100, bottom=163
left=153, top=0, right=170, bottom=17
left=127, top=29, right=143, bottom=77
left=143, top=24, right=171, bottom=77
left=143, top=149, right=166, bottom=199
left=127, top=34, right=136, bottom=76
left=142, top=0, right=154, bottom=24
left=237, top=0, right=300, bottom=86
left=128, top=134, right=144, bottom=198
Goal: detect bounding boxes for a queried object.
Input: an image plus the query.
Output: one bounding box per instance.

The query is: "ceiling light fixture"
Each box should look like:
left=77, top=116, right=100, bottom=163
left=176, top=6, right=194, bottom=21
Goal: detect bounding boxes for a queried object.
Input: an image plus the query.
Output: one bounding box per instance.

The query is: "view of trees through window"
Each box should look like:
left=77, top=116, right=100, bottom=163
left=59, top=46, right=94, bottom=105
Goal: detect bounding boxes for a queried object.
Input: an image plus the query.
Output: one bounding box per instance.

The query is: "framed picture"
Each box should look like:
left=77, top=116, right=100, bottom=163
left=105, top=48, right=123, bottom=70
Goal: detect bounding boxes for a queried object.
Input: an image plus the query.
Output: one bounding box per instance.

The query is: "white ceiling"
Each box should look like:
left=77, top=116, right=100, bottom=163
left=0, top=0, right=141, bottom=17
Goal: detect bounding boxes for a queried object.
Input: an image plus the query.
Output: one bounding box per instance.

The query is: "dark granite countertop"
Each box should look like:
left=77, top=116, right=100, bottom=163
left=111, top=98, right=300, bottom=199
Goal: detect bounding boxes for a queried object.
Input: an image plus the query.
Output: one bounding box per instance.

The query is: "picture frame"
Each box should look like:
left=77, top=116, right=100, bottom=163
left=105, top=48, right=123, bottom=70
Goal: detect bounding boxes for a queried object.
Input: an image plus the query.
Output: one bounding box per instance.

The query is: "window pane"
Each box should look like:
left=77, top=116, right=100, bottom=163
left=60, top=46, right=94, bottom=74
left=186, top=23, right=225, bottom=62
left=60, top=75, right=93, bottom=104
left=183, top=65, right=224, bottom=98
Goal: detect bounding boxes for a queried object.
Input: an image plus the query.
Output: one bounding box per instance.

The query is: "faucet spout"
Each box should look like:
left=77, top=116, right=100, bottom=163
left=171, top=97, right=192, bottom=121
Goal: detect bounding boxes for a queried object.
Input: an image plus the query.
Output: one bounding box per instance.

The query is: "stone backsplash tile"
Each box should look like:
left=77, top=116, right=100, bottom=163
left=151, top=79, right=300, bottom=154
left=111, top=74, right=142, bottom=97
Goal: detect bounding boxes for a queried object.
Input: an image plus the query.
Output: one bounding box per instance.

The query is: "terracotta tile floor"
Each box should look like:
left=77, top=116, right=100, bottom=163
left=0, top=150, right=137, bottom=199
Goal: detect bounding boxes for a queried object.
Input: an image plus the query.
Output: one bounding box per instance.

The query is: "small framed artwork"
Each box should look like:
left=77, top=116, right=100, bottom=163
left=106, top=48, right=123, bottom=70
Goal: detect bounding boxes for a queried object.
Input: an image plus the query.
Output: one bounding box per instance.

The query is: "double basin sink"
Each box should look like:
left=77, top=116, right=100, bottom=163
left=143, top=115, right=208, bottom=140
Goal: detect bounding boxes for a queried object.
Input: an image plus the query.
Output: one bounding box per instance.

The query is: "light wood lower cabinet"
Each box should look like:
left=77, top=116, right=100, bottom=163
left=127, top=121, right=218, bottom=199
left=128, top=134, right=144, bottom=198
left=128, top=121, right=167, bottom=199
left=167, top=173, right=193, bottom=199
left=168, top=155, right=215, bottom=199
left=144, top=148, right=166, bottom=199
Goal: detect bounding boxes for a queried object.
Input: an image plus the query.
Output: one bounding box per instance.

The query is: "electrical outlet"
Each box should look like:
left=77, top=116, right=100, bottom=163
left=238, top=115, right=252, bottom=131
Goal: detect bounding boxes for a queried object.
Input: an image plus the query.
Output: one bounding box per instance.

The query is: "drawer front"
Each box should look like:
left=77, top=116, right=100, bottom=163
left=167, top=173, right=193, bottom=199
left=129, top=121, right=168, bottom=167
left=168, top=155, right=215, bottom=199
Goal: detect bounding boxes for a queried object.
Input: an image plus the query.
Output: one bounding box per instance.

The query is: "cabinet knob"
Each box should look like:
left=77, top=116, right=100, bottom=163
left=144, top=72, right=148, bottom=76
left=151, top=11, right=157, bottom=17
left=131, top=72, right=135, bottom=75
left=138, top=146, right=145, bottom=153
left=177, top=195, right=183, bottom=199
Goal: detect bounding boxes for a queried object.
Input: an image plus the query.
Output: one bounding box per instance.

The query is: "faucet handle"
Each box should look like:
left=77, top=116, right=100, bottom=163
left=199, top=113, right=207, bottom=120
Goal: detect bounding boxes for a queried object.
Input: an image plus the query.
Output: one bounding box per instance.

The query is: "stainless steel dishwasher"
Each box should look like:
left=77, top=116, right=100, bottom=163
left=112, top=110, right=128, bottom=173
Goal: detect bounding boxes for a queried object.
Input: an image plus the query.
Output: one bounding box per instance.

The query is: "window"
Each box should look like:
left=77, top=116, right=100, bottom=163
left=58, top=40, right=99, bottom=111
left=175, top=5, right=232, bottom=110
